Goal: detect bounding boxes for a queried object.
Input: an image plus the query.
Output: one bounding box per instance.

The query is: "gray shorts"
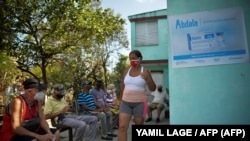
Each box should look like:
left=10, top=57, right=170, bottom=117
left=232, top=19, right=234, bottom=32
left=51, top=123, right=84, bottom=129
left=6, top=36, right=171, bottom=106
left=119, top=100, right=147, bottom=118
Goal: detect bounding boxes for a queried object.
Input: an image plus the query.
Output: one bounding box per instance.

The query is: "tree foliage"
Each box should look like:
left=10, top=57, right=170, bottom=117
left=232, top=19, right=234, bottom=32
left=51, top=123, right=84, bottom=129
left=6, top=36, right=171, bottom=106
left=111, top=54, right=129, bottom=99
left=98, top=28, right=129, bottom=87
left=0, top=52, right=18, bottom=92
left=0, top=0, right=126, bottom=87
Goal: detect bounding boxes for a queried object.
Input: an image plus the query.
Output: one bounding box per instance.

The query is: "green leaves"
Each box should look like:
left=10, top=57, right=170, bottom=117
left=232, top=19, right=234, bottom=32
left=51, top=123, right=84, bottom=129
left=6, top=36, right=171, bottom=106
left=0, top=0, right=128, bottom=92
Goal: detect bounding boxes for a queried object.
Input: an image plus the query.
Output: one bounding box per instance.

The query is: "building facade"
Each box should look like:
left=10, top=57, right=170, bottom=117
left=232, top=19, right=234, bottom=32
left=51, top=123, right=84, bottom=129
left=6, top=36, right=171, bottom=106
left=129, top=0, right=250, bottom=124
left=128, top=9, right=169, bottom=93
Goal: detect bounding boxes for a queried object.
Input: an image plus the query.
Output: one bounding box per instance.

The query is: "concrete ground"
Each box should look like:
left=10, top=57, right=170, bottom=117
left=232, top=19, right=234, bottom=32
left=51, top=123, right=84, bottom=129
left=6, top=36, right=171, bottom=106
left=59, top=110, right=169, bottom=141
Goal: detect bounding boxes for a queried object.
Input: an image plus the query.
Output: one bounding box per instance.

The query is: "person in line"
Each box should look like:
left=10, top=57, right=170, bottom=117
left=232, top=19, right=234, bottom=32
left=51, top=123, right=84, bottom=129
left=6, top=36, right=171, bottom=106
left=0, top=78, right=59, bottom=141
left=91, top=80, right=117, bottom=138
left=105, top=84, right=119, bottom=129
left=118, top=49, right=156, bottom=141
left=106, top=84, right=117, bottom=103
left=78, top=80, right=116, bottom=140
left=145, top=84, right=169, bottom=123
left=44, top=84, right=98, bottom=141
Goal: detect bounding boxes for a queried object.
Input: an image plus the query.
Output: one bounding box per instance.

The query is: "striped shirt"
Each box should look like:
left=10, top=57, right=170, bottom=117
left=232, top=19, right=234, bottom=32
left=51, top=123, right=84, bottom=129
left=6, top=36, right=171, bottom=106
left=77, top=92, right=96, bottom=115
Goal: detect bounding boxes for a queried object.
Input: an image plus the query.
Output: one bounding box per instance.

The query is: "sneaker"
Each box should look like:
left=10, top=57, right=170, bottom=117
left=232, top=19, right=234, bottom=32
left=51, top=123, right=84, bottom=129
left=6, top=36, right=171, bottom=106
left=108, top=133, right=117, bottom=137
left=101, top=136, right=113, bottom=140
left=156, top=118, right=160, bottom=123
left=145, top=118, right=152, bottom=122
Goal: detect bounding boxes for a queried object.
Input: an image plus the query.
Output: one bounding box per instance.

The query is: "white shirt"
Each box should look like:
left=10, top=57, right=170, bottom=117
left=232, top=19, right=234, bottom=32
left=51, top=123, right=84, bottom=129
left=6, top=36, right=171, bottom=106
left=151, top=90, right=168, bottom=104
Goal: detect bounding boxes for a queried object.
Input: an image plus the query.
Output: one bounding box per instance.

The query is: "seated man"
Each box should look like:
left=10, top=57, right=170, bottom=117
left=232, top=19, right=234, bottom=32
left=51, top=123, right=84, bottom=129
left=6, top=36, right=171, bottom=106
left=44, top=84, right=98, bottom=141
left=145, top=84, right=169, bottom=123
left=78, top=80, right=117, bottom=140
left=0, top=78, right=59, bottom=141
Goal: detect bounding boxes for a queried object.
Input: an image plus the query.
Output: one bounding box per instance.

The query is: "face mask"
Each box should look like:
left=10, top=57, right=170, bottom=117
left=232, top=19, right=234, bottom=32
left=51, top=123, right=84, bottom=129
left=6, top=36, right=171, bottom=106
left=56, top=94, right=64, bottom=99
left=158, top=88, right=163, bottom=92
left=130, top=59, right=140, bottom=67
left=34, top=91, right=45, bottom=100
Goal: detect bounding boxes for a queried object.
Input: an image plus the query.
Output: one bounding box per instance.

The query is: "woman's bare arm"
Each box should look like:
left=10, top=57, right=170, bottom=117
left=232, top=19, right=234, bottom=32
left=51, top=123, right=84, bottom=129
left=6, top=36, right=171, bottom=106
left=145, top=69, right=156, bottom=91
left=119, top=68, right=128, bottom=101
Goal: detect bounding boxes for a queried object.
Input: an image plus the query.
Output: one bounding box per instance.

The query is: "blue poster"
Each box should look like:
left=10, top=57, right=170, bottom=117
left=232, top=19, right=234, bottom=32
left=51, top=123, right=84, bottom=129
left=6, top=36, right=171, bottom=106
left=169, top=7, right=249, bottom=68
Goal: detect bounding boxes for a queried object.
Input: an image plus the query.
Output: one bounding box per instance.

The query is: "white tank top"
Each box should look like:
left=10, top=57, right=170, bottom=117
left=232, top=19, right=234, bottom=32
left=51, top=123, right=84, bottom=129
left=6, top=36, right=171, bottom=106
left=122, top=67, right=147, bottom=102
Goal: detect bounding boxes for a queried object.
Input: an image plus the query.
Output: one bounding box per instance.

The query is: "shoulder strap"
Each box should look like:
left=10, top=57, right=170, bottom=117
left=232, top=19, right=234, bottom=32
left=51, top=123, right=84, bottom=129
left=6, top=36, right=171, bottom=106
left=19, top=95, right=28, bottom=119
left=127, top=67, right=132, bottom=74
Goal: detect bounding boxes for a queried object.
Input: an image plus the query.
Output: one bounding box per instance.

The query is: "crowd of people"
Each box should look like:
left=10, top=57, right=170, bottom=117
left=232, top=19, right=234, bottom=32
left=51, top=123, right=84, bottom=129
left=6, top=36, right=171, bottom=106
left=0, top=50, right=170, bottom=141
left=44, top=84, right=98, bottom=141
left=78, top=80, right=117, bottom=140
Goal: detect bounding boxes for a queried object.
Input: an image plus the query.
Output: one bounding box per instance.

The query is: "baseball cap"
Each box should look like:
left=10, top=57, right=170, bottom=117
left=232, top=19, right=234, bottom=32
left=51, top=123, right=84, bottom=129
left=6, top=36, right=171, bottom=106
left=53, top=84, right=66, bottom=95
left=22, top=78, right=45, bottom=91
left=81, top=81, right=92, bottom=87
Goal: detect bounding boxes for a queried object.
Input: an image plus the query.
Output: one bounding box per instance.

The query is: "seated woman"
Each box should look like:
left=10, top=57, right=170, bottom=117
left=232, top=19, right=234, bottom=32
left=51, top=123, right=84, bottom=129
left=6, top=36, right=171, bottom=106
left=105, top=84, right=119, bottom=129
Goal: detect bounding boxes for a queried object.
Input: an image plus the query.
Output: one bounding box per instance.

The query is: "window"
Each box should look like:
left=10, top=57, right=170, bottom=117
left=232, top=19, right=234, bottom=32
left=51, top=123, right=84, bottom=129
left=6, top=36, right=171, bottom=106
left=136, top=20, right=158, bottom=46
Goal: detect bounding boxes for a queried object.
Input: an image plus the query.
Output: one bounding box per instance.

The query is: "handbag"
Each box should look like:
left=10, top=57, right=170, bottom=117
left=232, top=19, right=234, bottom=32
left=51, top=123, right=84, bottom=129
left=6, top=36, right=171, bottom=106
left=21, top=117, right=40, bottom=131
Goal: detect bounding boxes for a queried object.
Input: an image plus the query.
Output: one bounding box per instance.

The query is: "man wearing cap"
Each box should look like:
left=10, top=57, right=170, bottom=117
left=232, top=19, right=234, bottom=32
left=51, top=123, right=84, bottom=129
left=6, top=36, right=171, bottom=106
left=78, top=80, right=117, bottom=140
left=0, top=78, right=59, bottom=141
left=44, top=83, right=98, bottom=141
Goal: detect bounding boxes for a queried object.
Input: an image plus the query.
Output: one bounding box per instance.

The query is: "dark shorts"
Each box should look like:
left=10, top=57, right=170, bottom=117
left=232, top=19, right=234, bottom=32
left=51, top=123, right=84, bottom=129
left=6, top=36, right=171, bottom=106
left=119, top=100, right=147, bottom=118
